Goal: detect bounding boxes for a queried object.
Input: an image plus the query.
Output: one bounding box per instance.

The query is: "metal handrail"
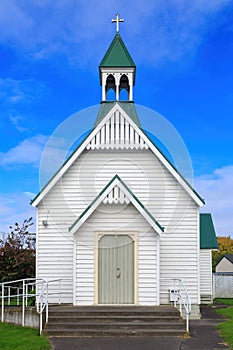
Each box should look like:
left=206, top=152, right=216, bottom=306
left=36, top=278, right=62, bottom=334
left=161, top=278, right=191, bottom=332
left=0, top=278, right=63, bottom=334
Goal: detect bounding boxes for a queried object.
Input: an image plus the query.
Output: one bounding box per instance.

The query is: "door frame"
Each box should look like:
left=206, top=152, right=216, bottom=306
left=94, top=231, right=138, bottom=305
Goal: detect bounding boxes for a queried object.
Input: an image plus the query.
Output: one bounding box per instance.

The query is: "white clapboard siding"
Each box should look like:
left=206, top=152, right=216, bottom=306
left=75, top=203, right=158, bottom=305
left=138, top=229, right=157, bottom=305
left=200, top=250, right=213, bottom=303
left=37, top=148, right=199, bottom=305
left=36, top=213, right=74, bottom=303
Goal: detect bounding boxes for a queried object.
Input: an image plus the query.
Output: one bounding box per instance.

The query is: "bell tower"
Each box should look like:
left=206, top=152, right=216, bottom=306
left=99, top=14, right=136, bottom=102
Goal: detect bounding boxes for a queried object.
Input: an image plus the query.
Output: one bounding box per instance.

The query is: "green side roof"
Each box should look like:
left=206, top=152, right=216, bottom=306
left=200, top=213, right=218, bottom=249
left=100, top=34, right=136, bottom=67
left=94, top=101, right=141, bottom=127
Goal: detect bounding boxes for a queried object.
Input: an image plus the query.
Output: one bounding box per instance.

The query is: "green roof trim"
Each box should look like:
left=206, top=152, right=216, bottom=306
left=100, top=34, right=136, bottom=68
left=94, top=101, right=141, bottom=127
left=200, top=213, right=218, bottom=249
left=69, top=174, right=164, bottom=233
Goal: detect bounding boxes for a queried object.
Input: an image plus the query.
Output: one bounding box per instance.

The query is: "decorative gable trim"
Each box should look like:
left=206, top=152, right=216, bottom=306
left=86, top=108, right=148, bottom=150
left=32, top=102, right=204, bottom=207
left=69, top=175, right=164, bottom=235
left=102, top=184, right=130, bottom=204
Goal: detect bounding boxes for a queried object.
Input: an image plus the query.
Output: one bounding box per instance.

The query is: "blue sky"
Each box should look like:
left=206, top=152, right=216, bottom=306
left=0, top=1, right=232, bottom=237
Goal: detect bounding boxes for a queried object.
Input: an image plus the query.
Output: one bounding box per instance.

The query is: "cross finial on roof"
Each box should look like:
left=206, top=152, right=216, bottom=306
left=112, top=14, right=124, bottom=33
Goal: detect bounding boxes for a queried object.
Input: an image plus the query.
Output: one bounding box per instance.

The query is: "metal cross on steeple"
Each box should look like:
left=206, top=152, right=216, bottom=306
left=112, top=14, right=124, bottom=33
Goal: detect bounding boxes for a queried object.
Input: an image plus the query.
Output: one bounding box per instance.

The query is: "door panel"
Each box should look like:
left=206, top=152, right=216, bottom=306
left=98, top=234, right=134, bottom=304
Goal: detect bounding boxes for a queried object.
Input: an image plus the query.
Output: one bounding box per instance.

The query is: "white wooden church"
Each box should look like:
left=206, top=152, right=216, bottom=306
left=32, top=16, right=218, bottom=319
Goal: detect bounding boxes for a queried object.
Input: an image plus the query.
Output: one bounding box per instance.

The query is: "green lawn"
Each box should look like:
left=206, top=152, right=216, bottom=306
left=215, top=298, right=233, bottom=306
left=0, top=322, right=51, bottom=350
left=216, top=300, right=233, bottom=350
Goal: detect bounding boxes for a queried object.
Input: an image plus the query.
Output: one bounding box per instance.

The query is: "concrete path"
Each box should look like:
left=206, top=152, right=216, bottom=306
left=49, top=304, right=230, bottom=350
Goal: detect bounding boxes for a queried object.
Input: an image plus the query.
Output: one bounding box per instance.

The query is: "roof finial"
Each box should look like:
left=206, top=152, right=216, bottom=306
left=112, top=14, right=124, bottom=33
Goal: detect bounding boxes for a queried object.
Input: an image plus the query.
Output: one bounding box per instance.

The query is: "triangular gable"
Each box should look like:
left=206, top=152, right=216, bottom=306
left=217, top=254, right=233, bottom=265
left=86, top=103, right=148, bottom=150
left=32, top=102, right=204, bottom=207
left=69, top=175, right=164, bottom=235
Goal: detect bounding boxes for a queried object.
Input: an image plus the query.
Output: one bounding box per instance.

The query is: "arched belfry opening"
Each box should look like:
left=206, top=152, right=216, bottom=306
left=119, top=74, right=129, bottom=100
left=106, top=74, right=116, bottom=100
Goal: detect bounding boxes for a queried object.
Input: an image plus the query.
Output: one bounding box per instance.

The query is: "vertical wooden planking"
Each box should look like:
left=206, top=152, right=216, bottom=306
left=125, top=120, right=129, bottom=148
left=106, top=120, right=110, bottom=147
left=96, top=130, right=100, bottom=149
left=120, top=114, right=125, bottom=148
left=110, top=114, right=115, bottom=149
left=135, top=131, right=139, bottom=149
left=115, top=110, right=120, bottom=149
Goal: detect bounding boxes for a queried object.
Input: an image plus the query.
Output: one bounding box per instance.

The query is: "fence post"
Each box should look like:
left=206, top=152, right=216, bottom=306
left=25, top=284, right=28, bottom=307
left=7, top=287, right=10, bottom=306
left=17, top=288, right=19, bottom=306
left=22, top=280, right=25, bottom=327
left=1, top=284, right=4, bottom=322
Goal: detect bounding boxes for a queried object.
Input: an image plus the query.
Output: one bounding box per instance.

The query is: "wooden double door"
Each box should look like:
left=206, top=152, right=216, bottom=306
left=98, top=234, right=135, bottom=304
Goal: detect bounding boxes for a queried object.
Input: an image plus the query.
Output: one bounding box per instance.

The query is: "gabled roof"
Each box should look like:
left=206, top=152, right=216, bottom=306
left=200, top=213, right=218, bottom=249
left=31, top=102, right=205, bottom=207
left=69, top=174, right=164, bottom=235
left=94, top=101, right=141, bottom=127
left=99, top=34, right=136, bottom=68
left=223, top=254, right=233, bottom=264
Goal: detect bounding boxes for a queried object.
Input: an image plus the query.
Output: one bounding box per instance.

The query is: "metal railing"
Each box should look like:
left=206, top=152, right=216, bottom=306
left=0, top=278, right=62, bottom=334
left=161, top=278, right=191, bottom=332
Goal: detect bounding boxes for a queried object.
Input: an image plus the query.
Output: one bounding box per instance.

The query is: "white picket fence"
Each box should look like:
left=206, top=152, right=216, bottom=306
left=213, top=273, right=233, bottom=298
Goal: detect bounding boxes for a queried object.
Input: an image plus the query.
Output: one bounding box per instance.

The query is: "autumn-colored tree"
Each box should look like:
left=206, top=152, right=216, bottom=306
left=212, top=236, right=233, bottom=271
left=0, top=218, right=35, bottom=282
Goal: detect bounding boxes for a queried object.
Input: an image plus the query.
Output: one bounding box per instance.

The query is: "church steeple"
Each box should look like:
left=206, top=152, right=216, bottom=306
left=99, top=14, right=136, bottom=102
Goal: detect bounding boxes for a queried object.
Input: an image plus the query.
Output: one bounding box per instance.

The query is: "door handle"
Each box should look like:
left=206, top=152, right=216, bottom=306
left=116, top=268, right=121, bottom=278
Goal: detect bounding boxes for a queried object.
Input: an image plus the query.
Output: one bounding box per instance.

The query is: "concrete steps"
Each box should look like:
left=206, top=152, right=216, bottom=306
left=43, top=305, right=186, bottom=337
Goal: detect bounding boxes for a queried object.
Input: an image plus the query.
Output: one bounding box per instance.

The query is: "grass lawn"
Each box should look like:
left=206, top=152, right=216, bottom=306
left=215, top=298, right=233, bottom=306
left=215, top=300, right=233, bottom=350
left=0, top=322, right=51, bottom=350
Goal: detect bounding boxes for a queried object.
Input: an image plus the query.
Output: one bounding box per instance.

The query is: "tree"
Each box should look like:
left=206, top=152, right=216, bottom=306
left=212, top=236, right=233, bottom=271
left=0, top=217, right=35, bottom=282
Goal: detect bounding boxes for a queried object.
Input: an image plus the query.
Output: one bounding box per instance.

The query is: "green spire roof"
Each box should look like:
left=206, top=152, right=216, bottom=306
left=100, top=34, right=136, bottom=67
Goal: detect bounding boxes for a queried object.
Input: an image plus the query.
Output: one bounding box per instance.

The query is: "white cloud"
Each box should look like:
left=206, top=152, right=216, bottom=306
left=0, top=192, right=35, bottom=234
left=0, top=1, right=230, bottom=66
left=24, top=191, right=37, bottom=199
left=0, top=134, right=48, bottom=167
left=0, top=78, right=45, bottom=105
left=195, top=165, right=233, bottom=237
left=9, top=115, right=28, bottom=132
left=0, top=78, right=47, bottom=131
